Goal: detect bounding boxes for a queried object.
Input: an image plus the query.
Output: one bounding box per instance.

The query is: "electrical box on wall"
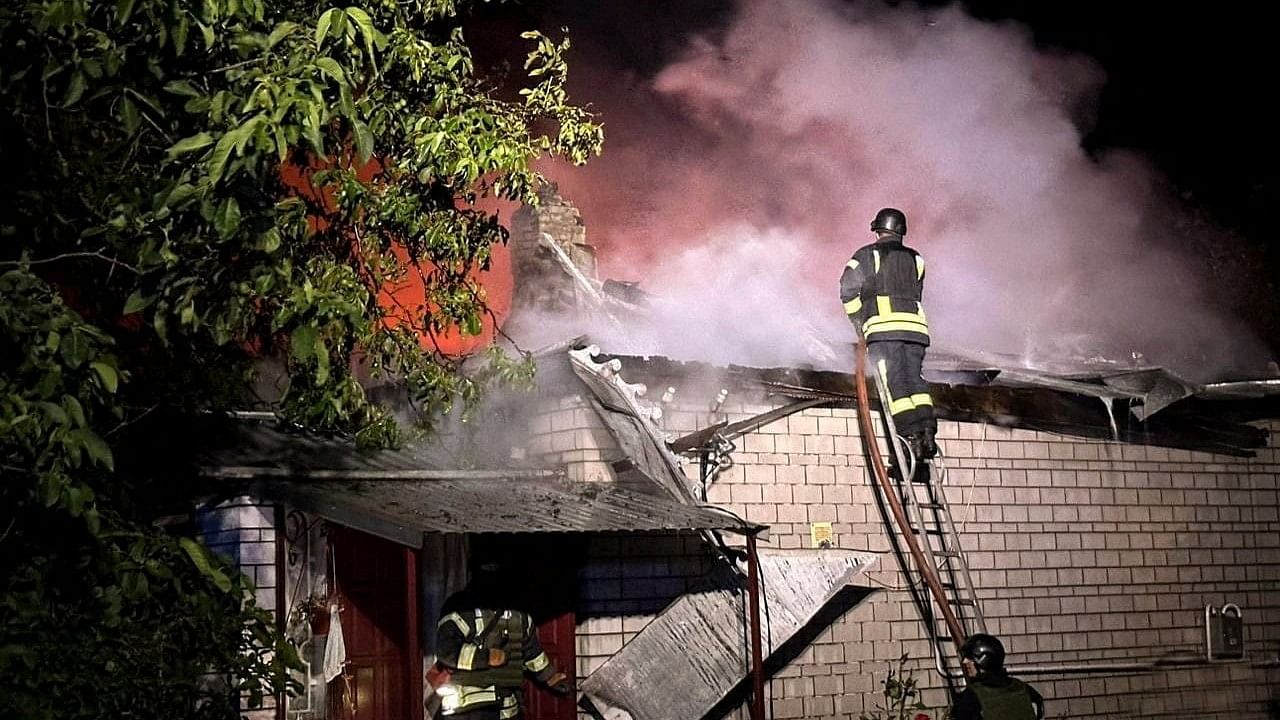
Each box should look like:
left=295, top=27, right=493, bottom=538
left=810, top=522, right=833, bottom=548
left=1204, top=603, right=1244, bottom=659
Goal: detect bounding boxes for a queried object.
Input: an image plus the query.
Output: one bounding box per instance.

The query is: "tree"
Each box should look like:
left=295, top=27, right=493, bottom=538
left=0, top=0, right=601, bottom=716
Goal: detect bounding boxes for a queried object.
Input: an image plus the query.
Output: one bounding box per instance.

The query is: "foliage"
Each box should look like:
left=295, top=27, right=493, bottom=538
left=0, top=0, right=600, bottom=717
left=858, top=654, right=941, bottom=720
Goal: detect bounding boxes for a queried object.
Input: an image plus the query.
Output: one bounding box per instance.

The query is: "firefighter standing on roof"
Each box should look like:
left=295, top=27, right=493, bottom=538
left=839, top=207, right=939, bottom=460
left=431, top=563, right=572, bottom=719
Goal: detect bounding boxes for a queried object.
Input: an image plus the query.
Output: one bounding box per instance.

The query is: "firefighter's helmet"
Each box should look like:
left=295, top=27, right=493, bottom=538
left=871, top=207, right=907, bottom=237
left=961, top=633, right=1006, bottom=675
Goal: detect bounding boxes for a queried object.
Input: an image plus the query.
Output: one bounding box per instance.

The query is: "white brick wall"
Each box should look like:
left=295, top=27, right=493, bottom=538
left=196, top=496, right=281, bottom=717
left=557, top=381, right=1280, bottom=720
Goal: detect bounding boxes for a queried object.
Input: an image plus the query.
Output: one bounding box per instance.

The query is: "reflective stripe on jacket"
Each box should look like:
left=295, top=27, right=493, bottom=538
left=839, top=240, right=929, bottom=345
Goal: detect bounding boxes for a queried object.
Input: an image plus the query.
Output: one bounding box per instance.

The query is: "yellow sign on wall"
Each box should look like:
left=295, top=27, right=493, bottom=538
left=810, top=522, right=833, bottom=548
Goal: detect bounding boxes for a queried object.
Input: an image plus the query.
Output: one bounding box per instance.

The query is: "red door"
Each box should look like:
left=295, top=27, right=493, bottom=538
left=331, top=526, right=423, bottom=720
left=523, top=609, right=577, bottom=720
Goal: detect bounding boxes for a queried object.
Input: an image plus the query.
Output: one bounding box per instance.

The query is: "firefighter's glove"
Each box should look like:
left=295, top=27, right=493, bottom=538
left=487, top=648, right=507, bottom=667
left=547, top=672, right=573, bottom=696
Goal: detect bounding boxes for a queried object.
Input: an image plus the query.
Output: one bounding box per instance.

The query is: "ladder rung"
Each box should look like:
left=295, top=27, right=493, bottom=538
left=906, top=525, right=945, bottom=536
left=950, top=598, right=978, bottom=607
left=934, top=550, right=961, bottom=558
left=919, top=503, right=946, bottom=511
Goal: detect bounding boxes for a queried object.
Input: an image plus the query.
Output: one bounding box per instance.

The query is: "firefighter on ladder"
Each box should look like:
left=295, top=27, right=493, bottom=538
left=839, top=207, right=938, bottom=463
left=430, top=562, right=572, bottom=719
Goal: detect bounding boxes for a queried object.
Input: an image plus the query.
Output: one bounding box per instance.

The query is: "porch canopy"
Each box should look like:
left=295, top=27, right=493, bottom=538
left=196, top=420, right=762, bottom=548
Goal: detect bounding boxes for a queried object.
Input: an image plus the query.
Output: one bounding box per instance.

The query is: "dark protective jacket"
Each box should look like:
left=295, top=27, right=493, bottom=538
left=838, top=239, right=929, bottom=345
left=952, top=673, right=1045, bottom=720
left=434, top=590, right=563, bottom=718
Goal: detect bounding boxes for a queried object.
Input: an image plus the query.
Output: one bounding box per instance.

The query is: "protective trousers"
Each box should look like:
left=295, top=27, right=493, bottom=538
left=868, top=340, right=935, bottom=438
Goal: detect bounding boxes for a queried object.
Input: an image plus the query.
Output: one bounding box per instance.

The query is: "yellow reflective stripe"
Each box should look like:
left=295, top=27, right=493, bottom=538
left=439, top=612, right=469, bottom=634
left=916, top=255, right=925, bottom=280
left=888, top=396, right=916, bottom=415
left=845, top=258, right=859, bottom=271
left=910, top=393, right=933, bottom=407
left=876, top=295, right=893, bottom=315
left=864, top=321, right=930, bottom=335
left=458, top=643, right=479, bottom=670
left=439, top=685, right=498, bottom=713
left=499, top=695, right=520, bottom=719
left=873, top=249, right=881, bottom=273
left=865, top=317, right=928, bottom=329
left=844, top=297, right=862, bottom=314
left=525, top=652, right=551, bottom=673
left=864, top=311, right=928, bottom=328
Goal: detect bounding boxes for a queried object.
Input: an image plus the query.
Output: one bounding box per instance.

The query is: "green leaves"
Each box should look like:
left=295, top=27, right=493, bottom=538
left=68, top=427, right=114, bottom=471
left=0, top=4, right=605, bottom=711
left=267, top=21, right=298, bottom=49
left=315, top=8, right=340, bottom=49
left=314, top=56, right=346, bottom=85
left=353, top=118, right=373, bottom=163
left=61, top=70, right=86, bottom=107
left=90, top=361, right=119, bottom=393
left=179, top=538, right=233, bottom=594
left=123, top=290, right=153, bottom=314
left=167, top=132, right=214, bottom=159
left=214, top=197, right=242, bottom=240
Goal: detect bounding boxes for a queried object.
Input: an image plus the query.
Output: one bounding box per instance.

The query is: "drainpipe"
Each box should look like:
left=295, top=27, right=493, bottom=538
left=273, top=504, right=288, bottom=720
left=746, top=531, right=765, bottom=720
left=930, top=649, right=1278, bottom=680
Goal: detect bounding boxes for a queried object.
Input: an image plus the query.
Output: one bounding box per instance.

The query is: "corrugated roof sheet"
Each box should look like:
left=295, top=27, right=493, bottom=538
left=580, top=548, right=879, bottom=720
left=239, top=477, right=756, bottom=546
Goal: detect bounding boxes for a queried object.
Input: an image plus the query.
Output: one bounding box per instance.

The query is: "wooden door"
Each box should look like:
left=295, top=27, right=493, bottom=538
left=331, top=525, right=423, bottom=720
left=522, top=609, right=578, bottom=720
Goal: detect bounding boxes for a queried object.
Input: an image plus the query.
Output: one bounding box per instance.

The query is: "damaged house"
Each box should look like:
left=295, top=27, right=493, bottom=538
left=189, top=187, right=1280, bottom=720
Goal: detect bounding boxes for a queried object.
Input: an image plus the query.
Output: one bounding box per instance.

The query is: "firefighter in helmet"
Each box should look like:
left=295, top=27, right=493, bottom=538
left=431, top=562, right=572, bottom=719
left=952, top=633, right=1045, bottom=720
left=839, top=207, right=938, bottom=461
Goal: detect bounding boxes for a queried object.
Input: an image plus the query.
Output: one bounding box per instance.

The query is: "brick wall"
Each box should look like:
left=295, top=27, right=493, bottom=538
left=555, top=379, right=1280, bottom=720
left=197, top=496, right=281, bottom=719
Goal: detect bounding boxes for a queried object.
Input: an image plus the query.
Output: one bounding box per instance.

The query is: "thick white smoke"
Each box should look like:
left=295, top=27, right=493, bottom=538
left=533, top=0, right=1268, bottom=379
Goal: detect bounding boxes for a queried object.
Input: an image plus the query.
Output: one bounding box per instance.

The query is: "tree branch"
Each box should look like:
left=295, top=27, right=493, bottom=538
left=1, top=252, right=139, bottom=274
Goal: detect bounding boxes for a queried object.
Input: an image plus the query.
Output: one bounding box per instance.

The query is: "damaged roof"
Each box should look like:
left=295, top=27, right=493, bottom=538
left=236, top=476, right=757, bottom=546
left=585, top=347, right=1277, bottom=457
left=194, top=421, right=760, bottom=545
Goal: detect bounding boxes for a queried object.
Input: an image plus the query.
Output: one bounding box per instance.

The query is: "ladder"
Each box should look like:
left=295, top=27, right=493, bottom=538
left=867, top=361, right=986, bottom=679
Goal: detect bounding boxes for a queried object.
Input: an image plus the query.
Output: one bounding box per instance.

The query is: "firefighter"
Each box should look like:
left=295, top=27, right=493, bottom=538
left=952, top=634, right=1045, bottom=720
left=431, top=563, right=572, bottom=719
left=839, top=207, right=938, bottom=460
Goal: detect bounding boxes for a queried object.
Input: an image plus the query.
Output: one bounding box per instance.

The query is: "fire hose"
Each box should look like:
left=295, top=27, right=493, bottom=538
left=853, top=339, right=967, bottom=650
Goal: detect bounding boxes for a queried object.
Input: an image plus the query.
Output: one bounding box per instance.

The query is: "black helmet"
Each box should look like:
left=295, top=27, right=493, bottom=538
left=961, top=633, right=1006, bottom=674
left=870, top=207, right=907, bottom=237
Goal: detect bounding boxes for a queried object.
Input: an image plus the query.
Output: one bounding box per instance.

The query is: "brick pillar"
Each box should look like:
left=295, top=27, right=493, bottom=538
left=196, top=496, right=281, bottom=719
left=509, top=182, right=598, bottom=315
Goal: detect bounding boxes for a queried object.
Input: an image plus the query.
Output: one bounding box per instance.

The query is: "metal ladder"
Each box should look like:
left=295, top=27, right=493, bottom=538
left=869, top=365, right=986, bottom=678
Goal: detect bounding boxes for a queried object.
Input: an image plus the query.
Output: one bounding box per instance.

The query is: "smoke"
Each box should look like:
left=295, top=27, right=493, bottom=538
left=531, top=0, right=1268, bottom=379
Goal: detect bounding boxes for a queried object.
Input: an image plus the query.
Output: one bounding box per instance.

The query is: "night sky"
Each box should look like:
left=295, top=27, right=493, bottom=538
left=475, top=1, right=1279, bottom=369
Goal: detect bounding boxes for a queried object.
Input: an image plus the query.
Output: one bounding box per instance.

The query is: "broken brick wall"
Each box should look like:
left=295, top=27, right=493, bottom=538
left=509, top=183, right=597, bottom=315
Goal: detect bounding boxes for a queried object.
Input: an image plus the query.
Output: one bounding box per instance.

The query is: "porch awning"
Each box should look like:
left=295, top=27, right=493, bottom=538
left=220, top=475, right=759, bottom=547
left=187, top=390, right=763, bottom=546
